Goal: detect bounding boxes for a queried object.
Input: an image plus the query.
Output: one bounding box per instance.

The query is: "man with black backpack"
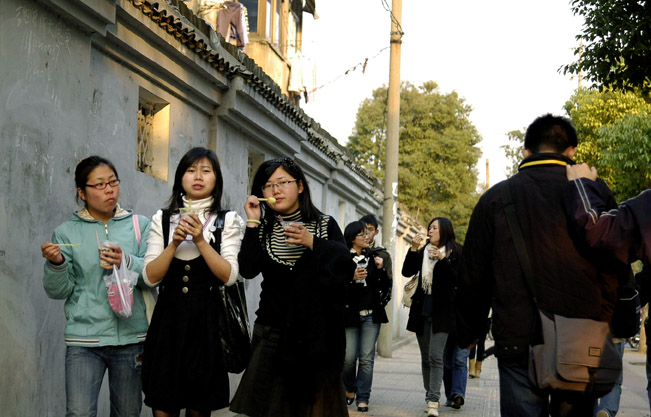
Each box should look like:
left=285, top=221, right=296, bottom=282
left=456, top=114, right=627, bottom=416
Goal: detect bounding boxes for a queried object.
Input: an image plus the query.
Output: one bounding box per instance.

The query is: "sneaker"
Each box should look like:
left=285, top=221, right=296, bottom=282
left=451, top=393, right=465, bottom=409
left=444, top=399, right=453, bottom=407
left=595, top=411, right=610, bottom=417
left=427, top=401, right=440, bottom=417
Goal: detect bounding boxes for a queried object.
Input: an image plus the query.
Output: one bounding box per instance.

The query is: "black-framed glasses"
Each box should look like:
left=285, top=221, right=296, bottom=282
left=86, top=179, right=121, bottom=190
left=261, top=179, right=298, bottom=192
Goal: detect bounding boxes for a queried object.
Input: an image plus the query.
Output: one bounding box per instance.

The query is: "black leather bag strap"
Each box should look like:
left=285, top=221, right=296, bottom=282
left=500, top=181, right=538, bottom=306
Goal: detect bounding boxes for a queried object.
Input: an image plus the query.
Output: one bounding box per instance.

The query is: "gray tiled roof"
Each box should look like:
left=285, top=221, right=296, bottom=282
left=127, top=0, right=375, bottom=184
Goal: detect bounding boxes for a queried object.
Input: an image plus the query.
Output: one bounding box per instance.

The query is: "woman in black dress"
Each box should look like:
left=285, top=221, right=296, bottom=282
left=229, top=157, right=355, bottom=417
left=141, top=148, right=244, bottom=417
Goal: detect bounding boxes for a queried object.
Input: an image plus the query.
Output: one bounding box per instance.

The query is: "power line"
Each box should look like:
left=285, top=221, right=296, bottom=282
left=309, top=46, right=389, bottom=93
left=381, top=0, right=404, bottom=36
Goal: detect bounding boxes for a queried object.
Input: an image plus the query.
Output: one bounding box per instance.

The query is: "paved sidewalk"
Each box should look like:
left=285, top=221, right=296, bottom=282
left=214, top=338, right=651, bottom=417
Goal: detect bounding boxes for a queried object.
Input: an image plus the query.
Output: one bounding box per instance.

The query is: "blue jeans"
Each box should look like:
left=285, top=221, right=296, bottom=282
left=443, top=333, right=470, bottom=401
left=343, top=314, right=381, bottom=404
left=594, top=340, right=625, bottom=416
left=498, top=358, right=595, bottom=417
left=415, top=317, right=448, bottom=403
left=65, top=344, right=144, bottom=417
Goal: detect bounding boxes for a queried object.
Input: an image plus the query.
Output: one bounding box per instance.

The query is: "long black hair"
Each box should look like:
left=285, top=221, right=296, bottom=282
left=344, top=221, right=366, bottom=250
left=166, top=147, right=223, bottom=213
left=74, top=156, right=118, bottom=206
left=250, top=157, right=321, bottom=223
left=428, top=216, right=462, bottom=260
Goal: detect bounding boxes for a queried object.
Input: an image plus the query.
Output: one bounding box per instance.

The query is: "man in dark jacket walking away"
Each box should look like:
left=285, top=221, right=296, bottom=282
left=456, top=114, right=623, bottom=416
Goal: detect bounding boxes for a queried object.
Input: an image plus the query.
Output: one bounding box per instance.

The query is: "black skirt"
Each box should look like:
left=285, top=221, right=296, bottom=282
left=142, top=258, right=229, bottom=412
left=229, top=324, right=349, bottom=417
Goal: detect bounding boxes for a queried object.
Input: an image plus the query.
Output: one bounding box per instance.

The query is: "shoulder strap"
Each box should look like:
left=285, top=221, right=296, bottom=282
left=500, top=181, right=538, bottom=305
left=212, top=210, right=228, bottom=255
left=132, top=215, right=141, bottom=245
left=162, top=209, right=171, bottom=249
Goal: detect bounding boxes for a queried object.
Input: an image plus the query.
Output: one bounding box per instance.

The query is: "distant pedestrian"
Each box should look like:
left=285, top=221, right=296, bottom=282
left=141, top=147, right=244, bottom=416
left=402, top=217, right=462, bottom=417
left=342, top=220, right=392, bottom=412
left=229, top=157, right=354, bottom=417
left=468, top=315, right=491, bottom=379
left=457, top=114, right=624, bottom=416
left=41, top=156, right=150, bottom=417
left=443, top=331, right=470, bottom=409
left=360, top=214, right=393, bottom=283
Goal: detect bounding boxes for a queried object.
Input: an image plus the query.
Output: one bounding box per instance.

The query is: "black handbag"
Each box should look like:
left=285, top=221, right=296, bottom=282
left=211, top=211, right=251, bottom=374
left=217, top=280, right=251, bottom=374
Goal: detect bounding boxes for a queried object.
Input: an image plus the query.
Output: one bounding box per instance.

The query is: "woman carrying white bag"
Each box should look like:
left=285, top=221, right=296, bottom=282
left=41, top=155, right=151, bottom=417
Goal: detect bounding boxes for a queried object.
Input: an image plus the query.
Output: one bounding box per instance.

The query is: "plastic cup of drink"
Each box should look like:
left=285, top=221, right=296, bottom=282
left=281, top=221, right=304, bottom=244
left=179, top=208, right=201, bottom=240
left=355, top=258, right=369, bottom=284
left=99, top=241, right=118, bottom=267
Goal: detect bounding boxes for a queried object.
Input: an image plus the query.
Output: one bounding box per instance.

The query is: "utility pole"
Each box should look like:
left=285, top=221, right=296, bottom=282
left=378, top=0, right=402, bottom=358
left=486, top=159, right=490, bottom=188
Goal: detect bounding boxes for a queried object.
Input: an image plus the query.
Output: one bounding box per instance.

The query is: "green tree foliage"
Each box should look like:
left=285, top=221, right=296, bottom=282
left=564, top=88, right=651, bottom=195
left=598, top=114, right=651, bottom=200
left=500, top=129, right=525, bottom=177
left=562, top=0, right=651, bottom=95
left=347, top=81, right=482, bottom=240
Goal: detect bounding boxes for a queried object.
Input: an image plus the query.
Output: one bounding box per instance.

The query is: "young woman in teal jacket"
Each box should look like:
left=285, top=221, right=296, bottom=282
left=41, top=156, right=150, bottom=417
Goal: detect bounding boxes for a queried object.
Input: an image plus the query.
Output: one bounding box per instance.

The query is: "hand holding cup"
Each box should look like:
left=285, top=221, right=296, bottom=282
left=99, top=242, right=121, bottom=270
left=412, top=233, right=424, bottom=251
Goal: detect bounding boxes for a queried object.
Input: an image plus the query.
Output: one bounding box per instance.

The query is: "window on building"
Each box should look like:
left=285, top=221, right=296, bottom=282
left=137, top=88, right=169, bottom=181
left=275, top=0, right=281, bottom=47
left=248, top=149, right=265, bottom=191
left=338, top=200, right=346, bottom=229
left=240, top=0, right=258, bottom=33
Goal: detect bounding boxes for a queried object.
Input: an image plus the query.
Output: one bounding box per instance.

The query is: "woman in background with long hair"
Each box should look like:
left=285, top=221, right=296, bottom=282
left=402, top=217, right=462, bottom=417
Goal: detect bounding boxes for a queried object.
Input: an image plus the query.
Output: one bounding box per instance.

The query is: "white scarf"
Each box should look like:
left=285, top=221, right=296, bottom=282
left=420, top=243, right=437, bottom=295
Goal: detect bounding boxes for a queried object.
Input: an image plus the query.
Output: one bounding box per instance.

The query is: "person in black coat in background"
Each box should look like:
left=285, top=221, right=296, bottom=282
left=342, top=221, right=392, bottom=413
left=402, top=217, right=462, bottom=417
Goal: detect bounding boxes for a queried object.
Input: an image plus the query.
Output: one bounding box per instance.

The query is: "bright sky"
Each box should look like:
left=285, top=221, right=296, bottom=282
left=301, top=1, right=584, bottom=186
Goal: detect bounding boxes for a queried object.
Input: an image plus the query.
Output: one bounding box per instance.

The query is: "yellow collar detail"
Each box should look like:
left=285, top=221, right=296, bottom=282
left=519, top=160, right=568, bottom=170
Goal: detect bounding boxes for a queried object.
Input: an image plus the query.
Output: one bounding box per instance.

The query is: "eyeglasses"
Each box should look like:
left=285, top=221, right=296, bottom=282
left=86, top=179, right=121, bottom=190
left=261, top=179, right=298, bottom=192
left=357, top=232, right=370, bottom=238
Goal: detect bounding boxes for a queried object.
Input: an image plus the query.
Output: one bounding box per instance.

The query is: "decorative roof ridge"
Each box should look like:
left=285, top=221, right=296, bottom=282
left=126, top=0, right=376, bottom=184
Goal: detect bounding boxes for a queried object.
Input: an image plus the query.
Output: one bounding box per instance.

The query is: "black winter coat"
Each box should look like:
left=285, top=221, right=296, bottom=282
left=343, top=250, right=392, bottom=327
left=567, top=180, right=651, bottom=269
left=402, top=248, right=458, bottom=335
left=456, top=153, right=624, bottom=357
left=238, top=215, right=355, bottom=395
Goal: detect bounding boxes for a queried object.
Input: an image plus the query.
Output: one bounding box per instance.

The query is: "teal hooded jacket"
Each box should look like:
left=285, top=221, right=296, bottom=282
left=43, top=206, right=151, bottom=347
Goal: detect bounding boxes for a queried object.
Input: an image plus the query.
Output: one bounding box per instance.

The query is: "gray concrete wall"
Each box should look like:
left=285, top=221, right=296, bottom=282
left=0, top=0, right=389, bottom=415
